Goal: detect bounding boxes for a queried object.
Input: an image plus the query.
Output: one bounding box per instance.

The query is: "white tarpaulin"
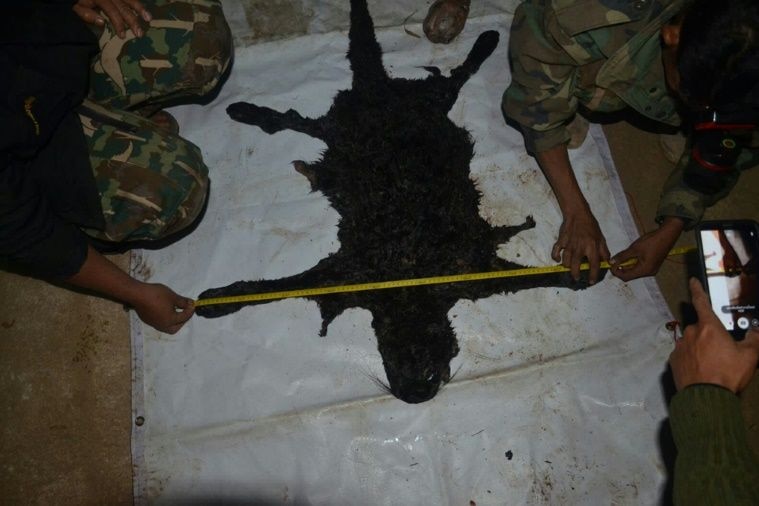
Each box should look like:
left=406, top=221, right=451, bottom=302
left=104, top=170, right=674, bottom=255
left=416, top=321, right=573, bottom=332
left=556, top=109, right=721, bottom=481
left=130, top=2, right=674, bottom=503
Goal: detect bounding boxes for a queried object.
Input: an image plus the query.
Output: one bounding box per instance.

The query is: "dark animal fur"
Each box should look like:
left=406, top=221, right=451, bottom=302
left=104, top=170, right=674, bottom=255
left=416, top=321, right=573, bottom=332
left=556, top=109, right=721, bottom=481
left=197, top=0, right=596, bottom=403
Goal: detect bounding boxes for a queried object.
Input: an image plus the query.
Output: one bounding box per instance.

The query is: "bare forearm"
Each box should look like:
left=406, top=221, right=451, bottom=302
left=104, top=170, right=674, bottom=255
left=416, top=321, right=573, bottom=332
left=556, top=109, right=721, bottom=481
left=66, top=245, right=143, bottom=306
left=534, top=143, right=609, bottom=282
left=659, top=215, right=686, bottom=237
left=65, top=245, right=194, bottom=333
left=535, top=144, right=589, bottom=215
left=610, top=212, right=686, bottom=280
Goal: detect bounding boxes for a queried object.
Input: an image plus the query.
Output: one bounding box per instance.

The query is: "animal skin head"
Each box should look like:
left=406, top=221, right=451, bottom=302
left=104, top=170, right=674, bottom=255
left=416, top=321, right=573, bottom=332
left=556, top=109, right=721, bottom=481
left=373, top=298, right=459, bottom=403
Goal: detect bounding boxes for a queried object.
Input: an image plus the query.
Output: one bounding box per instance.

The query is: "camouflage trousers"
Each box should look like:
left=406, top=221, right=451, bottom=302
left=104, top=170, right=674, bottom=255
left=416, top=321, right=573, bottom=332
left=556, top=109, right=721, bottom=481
left=80, top=0, right=232, bottom=243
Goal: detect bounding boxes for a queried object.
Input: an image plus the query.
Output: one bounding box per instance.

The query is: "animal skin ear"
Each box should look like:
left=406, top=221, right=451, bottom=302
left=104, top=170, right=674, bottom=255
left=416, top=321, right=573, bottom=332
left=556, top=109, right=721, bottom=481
left=420, top=66, right=442, bottom=77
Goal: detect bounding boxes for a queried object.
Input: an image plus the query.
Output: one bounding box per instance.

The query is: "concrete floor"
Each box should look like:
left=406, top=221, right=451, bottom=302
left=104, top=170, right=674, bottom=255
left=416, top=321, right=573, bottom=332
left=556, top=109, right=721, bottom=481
left=0, top=255, right=132, bottom=504
left=2, top=59, right=759, bottom=506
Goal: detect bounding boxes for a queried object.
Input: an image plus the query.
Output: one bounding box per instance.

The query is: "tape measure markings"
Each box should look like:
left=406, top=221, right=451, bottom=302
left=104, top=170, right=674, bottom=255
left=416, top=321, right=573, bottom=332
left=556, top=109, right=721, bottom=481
left=194, top=245, right=696, bottom=307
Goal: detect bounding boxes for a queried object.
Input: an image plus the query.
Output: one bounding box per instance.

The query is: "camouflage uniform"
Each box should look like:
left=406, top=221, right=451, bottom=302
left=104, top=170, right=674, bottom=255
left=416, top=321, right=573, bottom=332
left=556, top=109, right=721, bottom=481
left=502, top=0, right=757, bottom=227
left=81, top=0, right=232, bottom=243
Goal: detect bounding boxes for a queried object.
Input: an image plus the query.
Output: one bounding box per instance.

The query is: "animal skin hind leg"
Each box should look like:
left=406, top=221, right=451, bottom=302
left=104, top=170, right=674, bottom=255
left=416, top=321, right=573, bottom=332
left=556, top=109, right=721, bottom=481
left=226, top=102, right=324, bottom=138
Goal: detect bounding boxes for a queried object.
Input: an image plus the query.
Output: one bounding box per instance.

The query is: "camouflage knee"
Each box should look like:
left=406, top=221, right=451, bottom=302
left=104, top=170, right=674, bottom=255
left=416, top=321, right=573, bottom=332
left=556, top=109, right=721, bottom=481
left=88, top=0, right=232, bottom=111
left=79, top=100, right=209, bottom=243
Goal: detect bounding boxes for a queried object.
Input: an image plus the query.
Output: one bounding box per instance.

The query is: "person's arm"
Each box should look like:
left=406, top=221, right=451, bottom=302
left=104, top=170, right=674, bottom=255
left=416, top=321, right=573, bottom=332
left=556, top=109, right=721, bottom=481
left=610, top=216, right=685, bottom=281
left=67, top=245, right=194, bottom=334
left=1, top=174, right=193, bottom=334
left=535, top=144, right=609, bottom=284
left=610, top=139, right=749, bottom=281
left=668, top=278, right=759, bottom=505
left=502, top=3, right=610, bottom=283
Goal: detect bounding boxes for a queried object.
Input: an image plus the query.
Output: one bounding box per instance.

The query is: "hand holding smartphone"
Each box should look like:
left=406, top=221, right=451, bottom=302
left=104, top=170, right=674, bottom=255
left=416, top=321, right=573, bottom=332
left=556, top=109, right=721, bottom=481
left=696, top=220, right=759, bottom=340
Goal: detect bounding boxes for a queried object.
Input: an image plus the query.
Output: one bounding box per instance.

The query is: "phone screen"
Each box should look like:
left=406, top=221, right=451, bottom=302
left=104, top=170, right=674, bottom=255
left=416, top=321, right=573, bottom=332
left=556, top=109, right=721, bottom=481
left=698, top=222, right=759, bottom=339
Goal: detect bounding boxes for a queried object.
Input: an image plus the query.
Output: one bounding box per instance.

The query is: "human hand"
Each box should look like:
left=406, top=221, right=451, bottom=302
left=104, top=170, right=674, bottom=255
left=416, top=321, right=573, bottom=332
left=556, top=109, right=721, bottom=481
left=423, top=0, right=470, bottom=44
left=610, top=217, right=684, bottom=281
left=131, top=282, right=195, bottom=334
left=552, top=209, right=610, bottom=284
left=73, top=0, right=151, bottom=39
left=669, top=278, right=759, bottom=393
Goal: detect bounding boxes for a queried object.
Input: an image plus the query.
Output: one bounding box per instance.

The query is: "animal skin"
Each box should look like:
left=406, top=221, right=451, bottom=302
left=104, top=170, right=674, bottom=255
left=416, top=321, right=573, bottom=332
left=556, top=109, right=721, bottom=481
left=197, top=0, right=596, bottom=403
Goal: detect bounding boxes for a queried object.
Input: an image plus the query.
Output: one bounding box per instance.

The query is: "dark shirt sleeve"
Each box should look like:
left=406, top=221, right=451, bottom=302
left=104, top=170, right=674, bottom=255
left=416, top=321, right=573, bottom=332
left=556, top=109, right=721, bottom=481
left=0, top=80, right=89, bottom=277
left=0, top=2, right=99, bottom=278
left=0, top=159, right=89, bottom=278
left=0, top=98, right=94, bottom=277
left=669, top=384, right=759, bottom=506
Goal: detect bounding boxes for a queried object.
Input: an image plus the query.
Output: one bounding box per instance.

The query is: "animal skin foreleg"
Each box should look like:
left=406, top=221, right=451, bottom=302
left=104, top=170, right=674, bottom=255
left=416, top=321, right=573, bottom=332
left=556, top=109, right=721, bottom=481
left=448, top=30, right=499, bottom=89
left=491, top=215, right=536, bottom=244
left=226, top=102, right=324, bottom=138
left=347, top=0, right=386, bottom=85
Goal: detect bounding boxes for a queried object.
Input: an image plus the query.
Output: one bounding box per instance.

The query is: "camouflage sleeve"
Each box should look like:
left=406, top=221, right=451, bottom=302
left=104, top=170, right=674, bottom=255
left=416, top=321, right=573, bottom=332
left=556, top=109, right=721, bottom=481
left=502, top=1, right=580, bottom=154
left=656, top=147, right=758, bottom=228
left=670, top=385, right=759, bottom=506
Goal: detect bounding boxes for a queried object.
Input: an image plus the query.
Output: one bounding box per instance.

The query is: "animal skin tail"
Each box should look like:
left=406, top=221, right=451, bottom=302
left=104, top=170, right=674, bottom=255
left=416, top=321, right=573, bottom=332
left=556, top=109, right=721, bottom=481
left=348, top=0, right=387, bottom=85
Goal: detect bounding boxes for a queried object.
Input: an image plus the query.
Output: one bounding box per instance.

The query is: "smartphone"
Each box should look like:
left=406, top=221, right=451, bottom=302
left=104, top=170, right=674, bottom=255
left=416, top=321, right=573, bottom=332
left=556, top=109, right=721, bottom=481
left=696, top=220, right=759, bottom=340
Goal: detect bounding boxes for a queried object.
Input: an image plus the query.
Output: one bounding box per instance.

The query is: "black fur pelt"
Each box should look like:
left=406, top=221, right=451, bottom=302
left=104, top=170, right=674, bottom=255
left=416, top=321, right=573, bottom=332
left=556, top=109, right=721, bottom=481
left=197, top=0, right=598, bottom=403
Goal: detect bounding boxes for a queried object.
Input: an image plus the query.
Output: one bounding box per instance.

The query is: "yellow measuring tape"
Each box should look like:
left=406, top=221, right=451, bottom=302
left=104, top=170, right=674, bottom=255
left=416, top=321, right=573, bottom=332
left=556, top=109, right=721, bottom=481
left=195, top=245, right=696, bottom=307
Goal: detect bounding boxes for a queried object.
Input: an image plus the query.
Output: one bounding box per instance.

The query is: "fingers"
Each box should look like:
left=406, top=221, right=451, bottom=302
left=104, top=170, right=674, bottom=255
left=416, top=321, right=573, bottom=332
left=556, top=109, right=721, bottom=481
left=679, top=278, right=728, bottom=348
left=551, top=231, right=581, bottom=281
left=688, top=277, right=720, bottom=324
left=609, top=248, right=634, bottom=269
left=175, top=295, right=194, bottom=310
left=551, top=240, right=564, bottom=263
left=679, top=321, right=697, bottom=343
left=72, top=5, right=106, bottom=26
left=552, top=237, right=579, bottom=280
left=163, top=297, right=194, bottom=335
left=114, top=0, right=143, bottom=37
left=612, top=264, right=641, bottom=282
left=95, top=0, right=127, bottom=37
left=551, top=214, right=608, bottom=283
left=90, top=0, right=147, bottom=38
left=740, top=327, right=759, bottom=356
left=609, top=247, right=639, bottom=281
left=174, top=296, right=195, bottom=321
left=587, top=246, right=600, bottom=285
left=611, top=250, right=659, bottom=281
left=558, top=246, right=579, bottom=281
left=609, top=228, right=675, bottom=282
left=569, top=250, right=581, bottom=282
left=124, top=0, right=152, bottom=21
left=670, top=285, right=759, bottom=393
left=553, top=239, right=608, bottom=283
